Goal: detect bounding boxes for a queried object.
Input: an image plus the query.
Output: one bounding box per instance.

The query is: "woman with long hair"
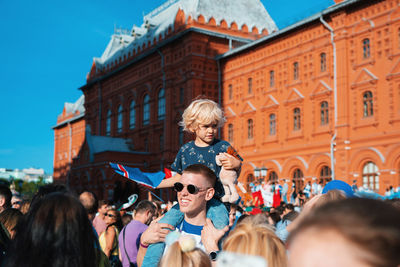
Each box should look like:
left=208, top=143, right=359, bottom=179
left=99, top=208, right=122, bottom=266
left=4, top=192, right=109, bottom=267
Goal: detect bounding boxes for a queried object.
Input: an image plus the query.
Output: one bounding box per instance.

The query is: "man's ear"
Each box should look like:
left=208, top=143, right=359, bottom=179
left=0, top=196, right=5, bottom=208
left=205, top=188, right=215, bottom=201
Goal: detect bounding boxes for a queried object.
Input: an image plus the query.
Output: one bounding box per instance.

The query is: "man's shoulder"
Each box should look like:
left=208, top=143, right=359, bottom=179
left=126, top=220, right=148, bottom=233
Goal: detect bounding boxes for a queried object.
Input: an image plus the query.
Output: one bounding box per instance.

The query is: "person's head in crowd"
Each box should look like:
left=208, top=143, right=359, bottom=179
left=19, top=200, right=30, bottom=214
left=0, top=208, right=22, bottom=239
left=223, top=221, right=287, bottom=267
left=229, top=204, right=238, bottom=227
left=322, top=180, right=354, bottom=197
left=30, top=184, right=67, bottom=208
left=105, top=208, right=123, bottom=231
left=176, top=164, right=216, bottom=221
left=11, top=195, right=22, bottom=210
left=152, top=200, right=162, bottom=219
left=268, top=212, right=281, bottom=226
left=275, top=206, right=285, bottom=216
left=79, top=191, right=98, bottom=221
left=159, top=235, right=211, bottom=267
left=0, top=185, right=12, bottom=213
left=238, top=213, right=269, bottom=226
left=98, top=200, right=110, bottom=218
left=133, top=200, right=156, bottom=225
left=121, top=213, right=132, bottom=227
left=288, top=198, right=400, bottom=267
left=5, top=193, right=102, bottom=267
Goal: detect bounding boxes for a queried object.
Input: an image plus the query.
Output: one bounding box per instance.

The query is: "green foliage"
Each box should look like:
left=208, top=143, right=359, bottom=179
left=13, top=176, right=48, bottom=198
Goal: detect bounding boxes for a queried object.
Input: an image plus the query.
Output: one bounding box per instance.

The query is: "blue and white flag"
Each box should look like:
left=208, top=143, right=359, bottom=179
left=109, top=162, right=165, bottom=188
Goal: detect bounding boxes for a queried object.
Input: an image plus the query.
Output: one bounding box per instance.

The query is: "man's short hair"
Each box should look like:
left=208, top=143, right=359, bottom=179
left=0, top=185, right=13, bottom=209
left=182, top=164, right=217, bottom=187
left=79, top=191, right=98, bottom=215
left=134, top=200, right=156, bottom=215
left=285, top=204, right=294, bottom=211
left=98, top=200, right=110, bottom=208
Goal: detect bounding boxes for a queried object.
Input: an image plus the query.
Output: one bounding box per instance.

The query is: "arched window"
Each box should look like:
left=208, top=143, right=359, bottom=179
left=319, top=166, right=332, bottom=184
left=247, top=119, right=254, bottom=139
left=293, top=168, right=304, bottom=193
left=228, top=124, right=234, bottom=143
left=143, top=94, right=150, bottom=125
left=363, top=38, right=370, bottom=59
left=157, top=88, right=165, bottom=120
left=129, top=100, right=136, bottom=129
left=248, top=78, right=253, bottom=94
left=320, top=101, right=329, bottom=125
left=320, top=53, right=326, bottom=72
left=106, top=109, right=111, bottom=136
left=228, top=84, right=233, bottom=100
left=268, top=171, right=278, bottom=182
left=144, top=137, right=149, bottom=152
left=363, top=91, right=373, bottom=117
left=269, top=113, right=276, bottom=135
left=269, top=70, right=275, bottom=87
left=293, top=108, right=301, bottom=131
left=293, top=62, right=299, bottom=80
left=117, top=105, right=123, bottom=133
left=363, top=161, right=379, bottom=190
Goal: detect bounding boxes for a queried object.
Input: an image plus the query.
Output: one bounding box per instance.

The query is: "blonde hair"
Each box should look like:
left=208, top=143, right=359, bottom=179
left=180, top=98, right=226, bottom=132
left=158, top=242, right=211, bottom=267
left=223, top=222, right=287, bottom=267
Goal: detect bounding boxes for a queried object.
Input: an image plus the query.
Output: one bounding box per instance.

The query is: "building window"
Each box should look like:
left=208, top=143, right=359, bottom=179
left=179, top=87, right=184, bottom=104
left=293, top=168, right=304, bottom=194
left=363, top=91, right=373, bottom=117
left=248, top=78, right=253, bottom=94
left=293, top=108, right=301, bottom=131
left=159, top=134, right=164, bottom=151
left=158, top=88, right=165, bottom=120
left=117, top=105, right=123, bottom=133
left=228, top=124, right=234, bottom=143
left=143, top=94, right=150, bottom=125
left=293, top=62, right=299, bottom=80
left=320, top=166, right=332, bottom=184
left=144, top=138, right=149, bottom=152
left=269, top=70, right=275, bottom=87
left=106, top=109, right=111, bottom=136
left=129, top=100, right=136, bottom=129
left=268, top=171, right=278, bottom=182
left=363, top=38, right=370, bottom=59
left=247, top=119, right=254, bottom=139
left=320, top=53, right=326, bottom=72
left=228, top=84, right=233, bottom=100
left=363, top=161, right=379, bottom=190
left=179, top=126, right=184, bottom=146
left=269, top=113, right=276, bottom=135
left=320, top=101, right=329, bottom=125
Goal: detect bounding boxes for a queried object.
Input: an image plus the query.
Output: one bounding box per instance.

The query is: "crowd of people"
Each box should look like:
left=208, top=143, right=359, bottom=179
left=0, top=98, right=398, bottom=266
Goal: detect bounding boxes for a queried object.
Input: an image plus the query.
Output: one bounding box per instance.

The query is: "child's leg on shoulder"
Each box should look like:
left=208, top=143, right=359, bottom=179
left=157, top=203, right=184, bottom=227
left=206, top=198, right=229, bottom=229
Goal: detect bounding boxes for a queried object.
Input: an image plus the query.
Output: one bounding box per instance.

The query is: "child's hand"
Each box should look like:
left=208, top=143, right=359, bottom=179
left=220, top=153, right=242, bottom=170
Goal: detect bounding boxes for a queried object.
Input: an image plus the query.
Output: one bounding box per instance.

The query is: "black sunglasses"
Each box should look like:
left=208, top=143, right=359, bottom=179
left=106, top=213, right=116, bottom=218
left=174, top=182, right=208, bottom=195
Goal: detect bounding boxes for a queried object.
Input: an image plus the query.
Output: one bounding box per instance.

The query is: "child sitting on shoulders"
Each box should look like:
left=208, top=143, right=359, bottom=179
left=142, top=98, right=242, bottom=266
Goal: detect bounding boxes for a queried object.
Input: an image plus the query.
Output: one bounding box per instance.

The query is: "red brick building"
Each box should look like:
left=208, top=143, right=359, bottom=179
left=54, top=0, right=400, bottom=200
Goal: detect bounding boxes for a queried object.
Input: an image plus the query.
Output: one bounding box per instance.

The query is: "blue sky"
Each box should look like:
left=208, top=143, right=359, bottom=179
left=0, top=0, right=334, bottom=174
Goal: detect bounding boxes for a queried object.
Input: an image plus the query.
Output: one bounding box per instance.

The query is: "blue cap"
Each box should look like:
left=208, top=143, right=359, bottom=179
left=322, top=180, right=355, bottom=197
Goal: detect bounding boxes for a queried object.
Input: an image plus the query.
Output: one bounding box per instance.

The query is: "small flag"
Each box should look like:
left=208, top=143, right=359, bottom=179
left=164, top=168, right=172, bottom=179
left=110, top=162, right=165, bottom=188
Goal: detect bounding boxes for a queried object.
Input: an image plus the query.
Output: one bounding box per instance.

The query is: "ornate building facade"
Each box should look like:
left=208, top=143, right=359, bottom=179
left=54, top=0, right=400, bottom=200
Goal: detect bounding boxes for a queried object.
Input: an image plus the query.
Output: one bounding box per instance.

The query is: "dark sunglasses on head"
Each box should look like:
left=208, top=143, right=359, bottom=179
left=173, top=182, right=208, bottom=195
left=106, top=213, right=116, bottom=218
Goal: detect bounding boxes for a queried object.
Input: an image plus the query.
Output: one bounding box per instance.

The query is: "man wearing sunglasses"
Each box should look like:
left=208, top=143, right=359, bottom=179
left=140, top=164, right=220, bottom=266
